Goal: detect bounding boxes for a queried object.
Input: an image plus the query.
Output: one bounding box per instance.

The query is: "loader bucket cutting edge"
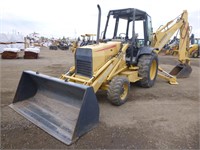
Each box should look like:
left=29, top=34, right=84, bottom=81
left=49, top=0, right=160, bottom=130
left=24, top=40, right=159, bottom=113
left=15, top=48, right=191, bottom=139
left=9, top=70, right=99, bottom=145
left=169, top=63, right=192, bottom=78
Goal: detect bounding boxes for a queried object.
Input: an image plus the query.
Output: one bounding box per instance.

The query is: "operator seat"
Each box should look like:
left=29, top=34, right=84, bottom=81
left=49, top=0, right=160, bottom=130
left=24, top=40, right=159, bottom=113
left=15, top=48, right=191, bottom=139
left=125, top=34, right=140, bottom=65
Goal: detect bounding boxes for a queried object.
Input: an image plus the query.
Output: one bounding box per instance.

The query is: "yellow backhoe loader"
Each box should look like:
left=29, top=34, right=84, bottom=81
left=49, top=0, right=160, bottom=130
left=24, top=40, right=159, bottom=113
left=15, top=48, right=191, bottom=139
left=70, top=34, right=96, bottom=52
left=189, top=35, right=200, bottom=58
left=9, top=5, right=192, bottom=145
left=164, top=37, right=179, bottom=55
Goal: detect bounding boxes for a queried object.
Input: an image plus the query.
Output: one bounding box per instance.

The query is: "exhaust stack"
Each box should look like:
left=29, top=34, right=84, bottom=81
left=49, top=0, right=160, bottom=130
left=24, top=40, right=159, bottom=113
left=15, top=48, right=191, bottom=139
left=96, top=4, right=101, bottom=44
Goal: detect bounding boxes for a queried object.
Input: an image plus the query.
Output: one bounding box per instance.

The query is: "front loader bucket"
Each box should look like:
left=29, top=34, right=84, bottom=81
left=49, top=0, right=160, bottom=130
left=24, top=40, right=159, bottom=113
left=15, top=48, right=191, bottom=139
left=9, top=71, right=99, bottom=145
left=169, top=63, right=192, bottom=78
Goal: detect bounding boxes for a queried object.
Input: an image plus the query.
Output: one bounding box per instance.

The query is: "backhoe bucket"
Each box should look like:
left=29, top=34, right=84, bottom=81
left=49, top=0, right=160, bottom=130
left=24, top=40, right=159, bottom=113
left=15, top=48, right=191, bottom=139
left=169, top=63, right=192, bottom=78
left=9, top=71, right=99, bottom=145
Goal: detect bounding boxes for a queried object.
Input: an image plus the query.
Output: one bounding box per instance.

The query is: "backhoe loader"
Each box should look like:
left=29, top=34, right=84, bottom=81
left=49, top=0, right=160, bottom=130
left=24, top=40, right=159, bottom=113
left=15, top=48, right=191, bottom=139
left=80, top=34, right=96, bottom=46
left=9, top=5, right=192, bottom=145
left=189, top=37, right=200, bottom=58
left=70, top=34, right=96, bottom=52
left=164, top=37, right=179, bottom=55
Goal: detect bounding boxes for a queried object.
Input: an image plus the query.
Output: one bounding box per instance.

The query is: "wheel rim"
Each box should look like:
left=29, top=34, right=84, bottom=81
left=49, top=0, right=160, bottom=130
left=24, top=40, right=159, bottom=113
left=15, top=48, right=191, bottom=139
left=120, top=83, right=128, bottom=100
left=150, top=59, right=157, bottom=80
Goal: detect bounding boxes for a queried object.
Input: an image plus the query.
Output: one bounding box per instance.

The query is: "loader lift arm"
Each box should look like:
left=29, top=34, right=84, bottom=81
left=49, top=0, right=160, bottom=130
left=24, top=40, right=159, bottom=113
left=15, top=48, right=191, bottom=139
left=151, top=10, right=192, bottom=84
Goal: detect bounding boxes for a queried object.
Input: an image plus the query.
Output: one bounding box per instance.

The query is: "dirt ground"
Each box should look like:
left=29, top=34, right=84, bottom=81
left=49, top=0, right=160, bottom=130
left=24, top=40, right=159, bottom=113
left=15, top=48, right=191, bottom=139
left=1, top=47, right=199, bottom=149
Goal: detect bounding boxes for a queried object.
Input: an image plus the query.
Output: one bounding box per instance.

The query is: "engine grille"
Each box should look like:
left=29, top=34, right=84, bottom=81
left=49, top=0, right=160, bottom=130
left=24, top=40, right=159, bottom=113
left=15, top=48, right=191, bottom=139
left=75, top=48, right=92, bottom=77
left=76, top=60, right=92, bottom=77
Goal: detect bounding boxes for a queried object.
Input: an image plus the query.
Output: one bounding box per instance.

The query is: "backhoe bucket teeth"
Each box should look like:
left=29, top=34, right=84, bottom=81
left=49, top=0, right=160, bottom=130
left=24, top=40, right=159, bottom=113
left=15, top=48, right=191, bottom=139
left=9, top=71, right=99, bottom=145
left=169, top=63, right=192, bottom=78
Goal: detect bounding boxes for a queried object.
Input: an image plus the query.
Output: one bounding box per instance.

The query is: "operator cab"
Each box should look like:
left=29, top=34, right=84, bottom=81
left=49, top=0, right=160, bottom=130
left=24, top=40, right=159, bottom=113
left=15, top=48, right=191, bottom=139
left=102, top=8, right=153, bottom=65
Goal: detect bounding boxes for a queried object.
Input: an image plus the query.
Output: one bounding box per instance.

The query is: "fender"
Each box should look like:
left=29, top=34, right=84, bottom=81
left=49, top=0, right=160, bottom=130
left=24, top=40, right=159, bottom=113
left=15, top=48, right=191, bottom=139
left=136, top=46, right=157, bottom=62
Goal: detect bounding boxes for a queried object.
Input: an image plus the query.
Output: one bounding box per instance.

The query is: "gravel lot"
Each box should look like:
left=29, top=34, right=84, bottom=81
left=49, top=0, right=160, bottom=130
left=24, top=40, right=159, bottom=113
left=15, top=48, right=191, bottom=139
left=1, top=47, right=199, bottom=149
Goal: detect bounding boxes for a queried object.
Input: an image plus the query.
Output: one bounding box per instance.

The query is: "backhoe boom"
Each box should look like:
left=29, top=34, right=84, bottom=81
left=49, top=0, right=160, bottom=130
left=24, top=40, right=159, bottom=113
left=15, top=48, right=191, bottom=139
left=152, top=10, right=192, bottom=81
left=152, top=10, right=190, bottom=64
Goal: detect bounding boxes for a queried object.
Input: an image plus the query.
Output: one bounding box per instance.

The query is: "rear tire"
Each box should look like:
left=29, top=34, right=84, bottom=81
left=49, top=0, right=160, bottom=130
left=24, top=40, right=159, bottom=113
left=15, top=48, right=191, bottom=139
left=107, top=76, right=130, bottom=106
left=138, top=53, right=158, bottom=88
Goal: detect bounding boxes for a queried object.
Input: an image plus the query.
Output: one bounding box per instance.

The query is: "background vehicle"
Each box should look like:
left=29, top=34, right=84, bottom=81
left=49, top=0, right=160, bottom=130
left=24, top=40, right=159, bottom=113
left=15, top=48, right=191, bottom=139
left=49, top=40, right=59, bottom=50
left=189, top=34, right=200, bottom=58
left=164, top=37, right=179, bottom=55
left=162, top=34, right=199, bottom=58
left=80, top=34, right=96, bottom=46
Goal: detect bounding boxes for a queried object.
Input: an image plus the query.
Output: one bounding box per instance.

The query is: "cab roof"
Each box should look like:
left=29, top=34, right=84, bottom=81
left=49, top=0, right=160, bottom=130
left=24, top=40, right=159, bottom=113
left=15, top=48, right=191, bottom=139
left=109, top=8, right=149, bottom=20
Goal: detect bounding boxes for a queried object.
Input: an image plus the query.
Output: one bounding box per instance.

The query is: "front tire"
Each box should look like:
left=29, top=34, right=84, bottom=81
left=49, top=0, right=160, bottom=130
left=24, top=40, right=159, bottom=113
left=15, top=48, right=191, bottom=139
left=192, top=51, right=199, bottom=58
left=107, top=76, right=130, bottom=106
left=138, top=53, right=158, bottom=88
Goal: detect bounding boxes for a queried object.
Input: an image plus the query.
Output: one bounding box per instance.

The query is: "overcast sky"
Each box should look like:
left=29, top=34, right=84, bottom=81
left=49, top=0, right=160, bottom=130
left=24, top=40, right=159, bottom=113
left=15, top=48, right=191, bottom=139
left=0, top=0, right=199, bottom=38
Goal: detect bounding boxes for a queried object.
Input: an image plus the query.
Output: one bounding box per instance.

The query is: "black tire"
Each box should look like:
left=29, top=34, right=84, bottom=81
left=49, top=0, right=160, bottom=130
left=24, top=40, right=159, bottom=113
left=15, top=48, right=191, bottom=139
left=192, top=51, right=199, bottom=58
left=169, top=50, right=173, bottom=55
left=138, top=53, right=158, bottom=88
left=54, top=46, right=58, bottom=50
left=50, top=46, right=57, bottom=50
left=107, top=76, right=130, bottom=106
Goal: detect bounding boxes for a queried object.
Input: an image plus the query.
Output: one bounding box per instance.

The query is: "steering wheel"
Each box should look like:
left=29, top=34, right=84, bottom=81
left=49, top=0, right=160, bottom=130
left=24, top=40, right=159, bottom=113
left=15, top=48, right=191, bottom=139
left=119, top=33, right=126, bottom=40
